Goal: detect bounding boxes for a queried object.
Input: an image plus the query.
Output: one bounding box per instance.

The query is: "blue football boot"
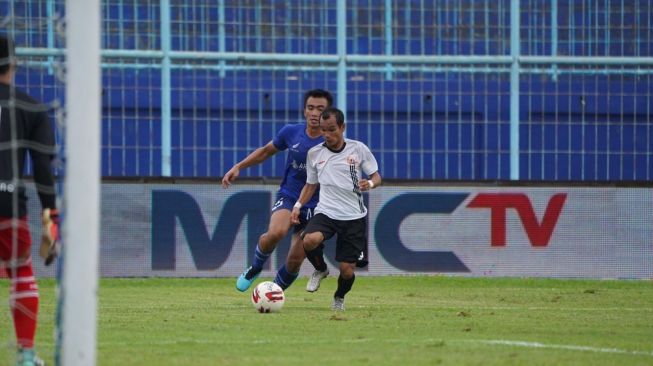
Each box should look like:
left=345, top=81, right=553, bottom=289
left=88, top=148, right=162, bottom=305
left=236, top=266, right=261, bottom=292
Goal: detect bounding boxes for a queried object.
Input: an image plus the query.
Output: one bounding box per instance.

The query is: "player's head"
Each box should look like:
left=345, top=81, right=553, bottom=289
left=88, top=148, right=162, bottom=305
left=303, top=89, right=333, bottom=129
left=0, top=34, right=16, bottom=76
left=319, top=107, right=346, bottom=150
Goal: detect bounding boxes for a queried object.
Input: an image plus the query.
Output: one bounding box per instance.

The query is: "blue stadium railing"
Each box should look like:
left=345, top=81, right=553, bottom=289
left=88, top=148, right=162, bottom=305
left=5, top=0, right=653, bottom=180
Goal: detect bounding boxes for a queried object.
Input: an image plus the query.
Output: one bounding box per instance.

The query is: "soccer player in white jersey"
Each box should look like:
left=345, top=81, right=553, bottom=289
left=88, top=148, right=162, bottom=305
left=291, top=107, right=381, bottom=311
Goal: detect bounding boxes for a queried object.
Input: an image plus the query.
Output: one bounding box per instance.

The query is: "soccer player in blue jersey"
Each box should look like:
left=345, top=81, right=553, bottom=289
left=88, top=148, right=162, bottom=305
left=222, top=89, right=332, bottom=292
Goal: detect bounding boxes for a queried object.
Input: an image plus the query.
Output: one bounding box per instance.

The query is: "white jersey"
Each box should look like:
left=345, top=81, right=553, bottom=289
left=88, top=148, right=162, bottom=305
left=306, top=138, right=379, bottom=220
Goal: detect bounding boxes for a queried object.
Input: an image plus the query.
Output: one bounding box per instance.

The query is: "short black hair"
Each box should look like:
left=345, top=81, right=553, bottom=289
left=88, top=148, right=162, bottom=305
left=303, top=89, right=333, bottom=109
left=320, top=107, right=345, bottom=127
left=0, top=34, right=15, bottom=75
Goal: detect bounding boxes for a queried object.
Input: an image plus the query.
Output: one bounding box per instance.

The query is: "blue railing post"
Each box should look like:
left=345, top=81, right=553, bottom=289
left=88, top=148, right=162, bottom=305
left=47, top=0, right=55, bottom=75
left=218, top=0, right=226, bottom=78
left=551, top=0, right=558, bottom=81
left=161, top=0, right=172, bottom=176
left=337, top=0, right=347, bottom=113
left=384, top=0, right=393, bottom=80
left=510, top=0, right=520, bottom=180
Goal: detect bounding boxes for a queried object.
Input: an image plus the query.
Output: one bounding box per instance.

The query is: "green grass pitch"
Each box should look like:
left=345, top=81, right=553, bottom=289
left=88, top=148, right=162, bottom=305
left=1, top=276, right=651, bottom=365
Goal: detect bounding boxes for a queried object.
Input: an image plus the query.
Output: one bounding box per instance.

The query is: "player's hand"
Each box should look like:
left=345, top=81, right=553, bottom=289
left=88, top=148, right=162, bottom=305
left=359, top=179, right=374, bottom=192
left=291, top=207, right=301, bottom=225
left=221, top=167, right=240, bottom=188
left=40, top=208, right=60, bottom=266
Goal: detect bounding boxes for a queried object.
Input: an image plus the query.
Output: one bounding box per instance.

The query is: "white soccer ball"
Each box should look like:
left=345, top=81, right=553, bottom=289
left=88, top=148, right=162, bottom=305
left=251, top=281, right=285, bottom=313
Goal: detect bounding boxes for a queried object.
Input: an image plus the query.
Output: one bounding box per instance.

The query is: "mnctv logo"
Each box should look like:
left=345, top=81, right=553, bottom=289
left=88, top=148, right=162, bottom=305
left=151, top=190, right=566, bottom=273
left=467, top=193, right=567, bottom=247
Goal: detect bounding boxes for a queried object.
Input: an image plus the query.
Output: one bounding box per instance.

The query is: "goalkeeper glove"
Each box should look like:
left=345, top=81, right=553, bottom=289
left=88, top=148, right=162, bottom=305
left=40, top=208, right=60, bottom=266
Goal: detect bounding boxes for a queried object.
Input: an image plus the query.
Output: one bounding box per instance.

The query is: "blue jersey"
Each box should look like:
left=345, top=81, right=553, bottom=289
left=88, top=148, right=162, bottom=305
left=272, top=123, right=323, bottom=208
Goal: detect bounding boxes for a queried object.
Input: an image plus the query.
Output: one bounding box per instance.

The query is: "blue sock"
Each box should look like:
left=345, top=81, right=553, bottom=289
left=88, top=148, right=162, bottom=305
left=251, top=245, right=271, bottom=270
left=274, top=264, right=299, bottom=290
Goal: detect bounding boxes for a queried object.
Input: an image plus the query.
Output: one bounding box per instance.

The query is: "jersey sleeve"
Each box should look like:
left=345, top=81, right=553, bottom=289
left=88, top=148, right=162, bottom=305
left=306, top=148, right=318, bottom=184
left=272, top=124, right=292, bottom=151
left=360, top=143, right=379, bottom=176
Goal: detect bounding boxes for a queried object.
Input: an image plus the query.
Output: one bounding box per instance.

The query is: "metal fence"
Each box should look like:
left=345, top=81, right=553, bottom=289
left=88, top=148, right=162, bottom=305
left=3, top=0, right=652, bottom=180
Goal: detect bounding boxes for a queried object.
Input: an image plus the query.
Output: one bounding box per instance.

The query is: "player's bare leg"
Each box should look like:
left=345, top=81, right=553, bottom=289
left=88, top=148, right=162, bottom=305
left=273, top=232, right=304, bottom=289
left=285, top=233, right=305, bottom=273
left=258, top=209, right=293, bottom=252
left=274, top=208, right=329, bottom=290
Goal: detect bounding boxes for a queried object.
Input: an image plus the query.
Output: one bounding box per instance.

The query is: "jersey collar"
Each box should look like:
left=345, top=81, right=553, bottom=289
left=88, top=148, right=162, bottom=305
left=323, top=141, right=346, bottom=153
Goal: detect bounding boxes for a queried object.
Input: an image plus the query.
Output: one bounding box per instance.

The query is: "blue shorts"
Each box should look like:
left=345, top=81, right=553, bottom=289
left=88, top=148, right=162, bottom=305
left=271, top=194, right=314, bottom=233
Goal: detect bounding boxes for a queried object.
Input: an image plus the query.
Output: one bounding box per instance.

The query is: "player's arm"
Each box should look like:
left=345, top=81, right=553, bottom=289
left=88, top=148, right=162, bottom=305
left=221, top=141, right=279, bottom=188
left=359, top=144, right=381, bottom=192
left=291, top=182, right=318, bottom=224
left=359, top=171, right=381, bottom=192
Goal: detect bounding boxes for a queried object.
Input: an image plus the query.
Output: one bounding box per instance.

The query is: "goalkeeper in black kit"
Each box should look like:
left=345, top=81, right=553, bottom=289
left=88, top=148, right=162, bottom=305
left=0, top=34, right=59, bottom=366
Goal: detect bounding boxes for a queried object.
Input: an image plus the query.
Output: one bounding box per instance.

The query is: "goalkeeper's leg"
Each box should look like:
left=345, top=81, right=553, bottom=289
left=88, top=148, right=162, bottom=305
left=0, top=218, right=42, bottom=361
left=7, top=259, right=40, bottom=351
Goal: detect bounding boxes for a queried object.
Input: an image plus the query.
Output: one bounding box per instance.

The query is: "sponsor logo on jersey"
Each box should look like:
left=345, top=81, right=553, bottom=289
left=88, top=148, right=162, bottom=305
left=291, top=160, right=307, bottom=170
left=0, top=182, right=16, bottom=193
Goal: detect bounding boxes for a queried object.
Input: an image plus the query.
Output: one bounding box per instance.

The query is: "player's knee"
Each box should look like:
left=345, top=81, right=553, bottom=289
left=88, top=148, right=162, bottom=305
left=302, top=232, right=322, bottom=249
left=262, top=229, right=287, bottom=244
left=339, top=262, right=355, bottom=278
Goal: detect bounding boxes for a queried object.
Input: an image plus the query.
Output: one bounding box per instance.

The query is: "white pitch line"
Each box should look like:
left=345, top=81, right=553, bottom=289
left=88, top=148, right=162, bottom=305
left=20, top=337, right=653, bottom=358
left=463, top=339, right=653, bottom=357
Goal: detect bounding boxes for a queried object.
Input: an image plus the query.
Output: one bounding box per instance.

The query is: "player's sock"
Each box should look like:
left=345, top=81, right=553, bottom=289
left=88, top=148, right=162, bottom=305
left=251, top=245, right=271, bottom=272
left=274, top=264, right=298, bottom=290
left=6, top=260, right=39, bottom=349
left=305, top=243, right=327, bottom=271
left=334, top=273, right=355, bottom=299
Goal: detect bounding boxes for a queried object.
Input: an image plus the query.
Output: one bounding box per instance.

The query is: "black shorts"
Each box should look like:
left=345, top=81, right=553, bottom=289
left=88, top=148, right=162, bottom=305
left=303, top=213, right=367, bottom=264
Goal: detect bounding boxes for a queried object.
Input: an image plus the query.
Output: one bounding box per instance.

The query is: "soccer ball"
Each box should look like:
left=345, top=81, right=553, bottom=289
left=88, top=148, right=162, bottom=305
left=251, top=281, right=285, bottom=313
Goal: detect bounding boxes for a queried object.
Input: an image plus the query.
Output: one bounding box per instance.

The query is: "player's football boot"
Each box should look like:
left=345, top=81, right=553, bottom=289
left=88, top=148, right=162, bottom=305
left=16, top=348, right=45, bottom=366
left=331, top=296, right=345, bottom=311
left=306, top=269, right=329, bottom=292
left=236, top=266, right=261, bottom=292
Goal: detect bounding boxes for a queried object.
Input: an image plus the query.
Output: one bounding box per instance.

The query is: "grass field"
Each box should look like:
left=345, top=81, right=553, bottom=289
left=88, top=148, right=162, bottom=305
left=1, top=276, right=652, bottom=365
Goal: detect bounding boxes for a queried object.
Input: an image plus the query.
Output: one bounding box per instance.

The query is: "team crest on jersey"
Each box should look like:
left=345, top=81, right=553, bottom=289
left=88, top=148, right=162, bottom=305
left=347, top=154, right=358, bottom=165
